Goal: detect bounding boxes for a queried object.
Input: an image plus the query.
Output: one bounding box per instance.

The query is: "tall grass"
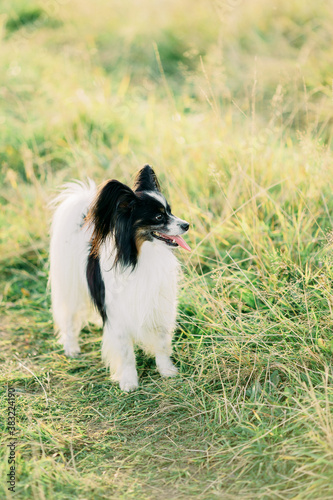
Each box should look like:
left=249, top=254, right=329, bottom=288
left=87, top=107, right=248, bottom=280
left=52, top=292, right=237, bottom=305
left=1, top=0, right=333, bottom=498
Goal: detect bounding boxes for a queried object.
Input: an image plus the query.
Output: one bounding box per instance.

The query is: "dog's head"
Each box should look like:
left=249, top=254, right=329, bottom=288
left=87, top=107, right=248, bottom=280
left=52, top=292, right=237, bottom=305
left=87, top=165, right=190, bottom=268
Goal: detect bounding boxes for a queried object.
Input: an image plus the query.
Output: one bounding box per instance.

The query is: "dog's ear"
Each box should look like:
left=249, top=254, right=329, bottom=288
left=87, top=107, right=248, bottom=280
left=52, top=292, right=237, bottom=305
left=133, top=164, right=161, bottom=193
left=87, top=180, right=136, bottom=256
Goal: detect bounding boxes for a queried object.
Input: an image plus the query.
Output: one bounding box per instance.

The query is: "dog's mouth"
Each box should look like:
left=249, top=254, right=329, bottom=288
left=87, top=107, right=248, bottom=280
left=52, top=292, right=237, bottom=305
left=152, top=231, right=191, bottom=251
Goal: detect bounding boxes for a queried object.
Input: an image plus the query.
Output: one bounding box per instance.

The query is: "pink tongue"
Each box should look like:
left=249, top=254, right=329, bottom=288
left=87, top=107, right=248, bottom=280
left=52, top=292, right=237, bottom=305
left=160, top=233, right=191, bottom=251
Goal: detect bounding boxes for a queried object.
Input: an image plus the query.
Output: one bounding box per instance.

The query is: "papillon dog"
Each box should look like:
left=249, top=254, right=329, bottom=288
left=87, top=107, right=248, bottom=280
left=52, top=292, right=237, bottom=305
left=49, top=165, right=190, bottom=391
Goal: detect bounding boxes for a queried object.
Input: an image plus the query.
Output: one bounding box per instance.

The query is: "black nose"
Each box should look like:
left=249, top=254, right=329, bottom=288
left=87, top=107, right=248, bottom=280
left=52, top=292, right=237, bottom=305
left=181, top=222, right=189, bottom=232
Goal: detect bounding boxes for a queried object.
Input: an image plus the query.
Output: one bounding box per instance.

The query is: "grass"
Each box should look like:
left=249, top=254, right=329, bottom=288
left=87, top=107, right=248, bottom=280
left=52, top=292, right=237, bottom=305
left=1, top=0, right=333, bottom=497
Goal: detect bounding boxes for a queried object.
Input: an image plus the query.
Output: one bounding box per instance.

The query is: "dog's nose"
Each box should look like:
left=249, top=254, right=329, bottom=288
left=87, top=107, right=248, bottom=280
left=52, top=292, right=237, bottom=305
left=181, top=222, right=189, bottom=232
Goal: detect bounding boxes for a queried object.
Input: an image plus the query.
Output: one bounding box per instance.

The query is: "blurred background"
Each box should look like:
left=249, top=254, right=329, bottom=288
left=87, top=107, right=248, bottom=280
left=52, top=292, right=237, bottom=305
left=1, top=0, right=333, bottom=260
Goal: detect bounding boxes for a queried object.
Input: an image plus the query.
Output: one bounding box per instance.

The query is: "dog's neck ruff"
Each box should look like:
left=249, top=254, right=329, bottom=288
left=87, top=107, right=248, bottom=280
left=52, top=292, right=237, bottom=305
left=100, top=237, right=179, bottom=276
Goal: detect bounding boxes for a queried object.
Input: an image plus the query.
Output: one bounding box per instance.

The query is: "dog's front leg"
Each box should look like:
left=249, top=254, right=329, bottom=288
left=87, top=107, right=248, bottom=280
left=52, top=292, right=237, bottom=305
left=102, top=320, right=138, bottom=392
left=153, top=329, right=178, bottom=378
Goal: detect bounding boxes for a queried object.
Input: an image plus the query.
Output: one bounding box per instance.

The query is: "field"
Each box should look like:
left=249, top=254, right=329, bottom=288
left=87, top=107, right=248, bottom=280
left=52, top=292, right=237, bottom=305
left=1, top=0, right=333, bottom=498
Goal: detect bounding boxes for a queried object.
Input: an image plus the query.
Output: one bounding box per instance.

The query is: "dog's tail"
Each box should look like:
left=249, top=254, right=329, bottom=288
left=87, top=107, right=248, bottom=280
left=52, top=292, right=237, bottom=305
left=49, top=178, right=96, bottom=210
left=49, top=179, right=96, bottom=236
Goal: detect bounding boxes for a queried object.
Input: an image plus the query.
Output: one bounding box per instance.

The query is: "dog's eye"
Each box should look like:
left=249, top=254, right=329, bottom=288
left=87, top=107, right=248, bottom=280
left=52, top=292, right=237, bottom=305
left=155, top=214, right=163, bottom=221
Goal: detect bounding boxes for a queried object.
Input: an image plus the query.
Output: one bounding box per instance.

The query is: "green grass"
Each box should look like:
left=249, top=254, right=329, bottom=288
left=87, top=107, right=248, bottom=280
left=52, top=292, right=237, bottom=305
left=1, top=0, right=333, bottom=498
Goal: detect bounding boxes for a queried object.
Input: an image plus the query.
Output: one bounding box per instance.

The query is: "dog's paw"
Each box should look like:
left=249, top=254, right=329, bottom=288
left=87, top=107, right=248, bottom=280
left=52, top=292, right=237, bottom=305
left=63, top=343, right=81, bottom=357
left=119, top=377, right=139, bottom=392
left=115, top=369, right=139, bottom=392
left=159, top=364, right=178, bottom=378
left=156, top=356, right=178, bottom=378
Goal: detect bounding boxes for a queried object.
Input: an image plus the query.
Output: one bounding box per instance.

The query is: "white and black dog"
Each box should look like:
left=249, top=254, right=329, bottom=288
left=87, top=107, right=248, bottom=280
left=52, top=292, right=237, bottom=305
left=49, top=165, right=190, bottom=391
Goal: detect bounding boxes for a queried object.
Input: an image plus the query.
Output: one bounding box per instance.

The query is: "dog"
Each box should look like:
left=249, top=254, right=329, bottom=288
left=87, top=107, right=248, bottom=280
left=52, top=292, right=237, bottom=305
left=49, top=165, right=190, bottom=391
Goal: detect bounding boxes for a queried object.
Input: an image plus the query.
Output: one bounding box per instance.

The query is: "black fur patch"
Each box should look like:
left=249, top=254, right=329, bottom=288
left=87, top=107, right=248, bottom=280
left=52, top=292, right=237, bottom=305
left=134, top=165, right=161, bottom=192
left=86, top=252, right=106, bottom=323
left=86, top=180, right=137, bottom=266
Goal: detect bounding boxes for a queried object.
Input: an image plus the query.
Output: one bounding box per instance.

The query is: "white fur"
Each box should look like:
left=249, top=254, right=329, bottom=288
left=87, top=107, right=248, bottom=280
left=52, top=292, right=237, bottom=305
left=49, top=181, right=180, bottom=391
left=145, top=190, right=167, bottom=207
left=165, top=214, right=189, bottom=235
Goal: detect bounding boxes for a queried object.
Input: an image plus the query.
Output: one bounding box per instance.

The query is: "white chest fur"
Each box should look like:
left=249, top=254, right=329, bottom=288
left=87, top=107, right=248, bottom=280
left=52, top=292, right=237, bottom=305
left=101, top=241, right=180, bottom=340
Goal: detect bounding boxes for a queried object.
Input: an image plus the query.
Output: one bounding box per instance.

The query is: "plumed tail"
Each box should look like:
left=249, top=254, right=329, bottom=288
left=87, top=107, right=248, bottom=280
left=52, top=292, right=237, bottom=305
left=48, top=178, right=96, bottom=211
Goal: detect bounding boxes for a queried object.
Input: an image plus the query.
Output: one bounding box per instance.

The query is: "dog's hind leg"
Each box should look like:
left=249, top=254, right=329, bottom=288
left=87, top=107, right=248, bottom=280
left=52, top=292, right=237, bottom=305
left=51, top=279, right=85, bottom=357
left=57, top=313, right=83, bottom=357
left=51, top=276, right=89, bottom=357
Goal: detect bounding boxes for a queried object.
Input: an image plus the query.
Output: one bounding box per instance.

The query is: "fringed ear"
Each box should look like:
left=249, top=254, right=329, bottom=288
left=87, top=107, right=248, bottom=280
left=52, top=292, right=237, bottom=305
left=86, top=180, right=136, bottom=258
left=133, top=164, right=161, bottom=192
